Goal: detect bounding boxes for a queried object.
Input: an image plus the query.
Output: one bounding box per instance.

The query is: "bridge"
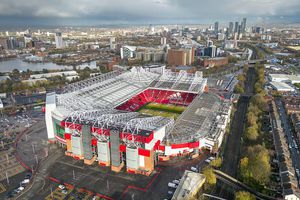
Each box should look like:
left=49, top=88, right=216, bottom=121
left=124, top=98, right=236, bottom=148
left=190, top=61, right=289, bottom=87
left=214, top=170, right=277, bottom=200
left=247, top=59, right=267, bottom=64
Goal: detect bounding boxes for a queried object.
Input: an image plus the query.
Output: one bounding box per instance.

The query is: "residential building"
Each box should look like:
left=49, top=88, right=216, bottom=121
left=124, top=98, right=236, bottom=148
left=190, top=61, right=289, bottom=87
left=55, top=32, right=64, bottom=48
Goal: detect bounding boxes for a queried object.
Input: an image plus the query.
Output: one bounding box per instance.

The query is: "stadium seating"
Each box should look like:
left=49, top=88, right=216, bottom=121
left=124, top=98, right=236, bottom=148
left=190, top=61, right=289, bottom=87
left=116, top=89, right=197, bottom=112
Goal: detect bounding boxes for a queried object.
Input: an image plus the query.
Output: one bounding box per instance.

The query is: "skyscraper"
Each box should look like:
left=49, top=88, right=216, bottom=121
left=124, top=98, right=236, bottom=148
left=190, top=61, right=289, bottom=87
left=214, top=21, right=219, bottom=34
left=234, top=22, right=239, bottom=33
left=238, top=25, right=242, bottom=35
left=229, top=22, right=234, bottom=34
left=55, top=32, right=64, bottom=48
left=7, top=37, right=17, bottom=50
left=242, top=18, right=247, bottom=33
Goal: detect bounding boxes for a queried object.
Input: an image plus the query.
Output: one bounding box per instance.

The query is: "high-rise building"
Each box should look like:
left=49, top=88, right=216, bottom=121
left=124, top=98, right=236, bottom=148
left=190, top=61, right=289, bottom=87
left=110, top=37, right=116, bottom=50
left=120, top=45, right=136, bottom=59
left=168, top=49, right=186, bottom=66
left=167, top=48, right=194, bottom=66
left=7, top=37, right=18, bottom=50
left=238, top=25, right=242, bottom=35
left=214, top=21, right=219, bottom=34
left=55, top=32, right=64, bottom=48
left=228, top=22, right=234, bottom=34
left=207, top=39, right=213, bottom=47
left=161, top=37, right=167, bottom=46
left=149, top=24, right=155, bottom=34
left=204, top=45, right=216, bottom=58
left=242, top=18, right=247, bottom=33
left=234, top=22, right=239, bottom=33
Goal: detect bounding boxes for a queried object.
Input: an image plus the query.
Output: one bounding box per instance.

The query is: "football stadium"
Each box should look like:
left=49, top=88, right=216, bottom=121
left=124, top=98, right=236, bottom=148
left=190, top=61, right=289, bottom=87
left=45, top=66, right=232, bottom=175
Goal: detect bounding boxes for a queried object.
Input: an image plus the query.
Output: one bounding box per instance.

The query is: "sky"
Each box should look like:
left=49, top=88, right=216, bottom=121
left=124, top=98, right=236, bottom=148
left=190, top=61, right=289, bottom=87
left=0, top=0, right=299, bottom=26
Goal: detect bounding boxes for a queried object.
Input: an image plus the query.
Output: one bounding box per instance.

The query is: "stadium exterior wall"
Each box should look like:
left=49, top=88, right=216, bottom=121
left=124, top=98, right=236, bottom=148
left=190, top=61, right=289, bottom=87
left=45, top=92, right=56, bottom=141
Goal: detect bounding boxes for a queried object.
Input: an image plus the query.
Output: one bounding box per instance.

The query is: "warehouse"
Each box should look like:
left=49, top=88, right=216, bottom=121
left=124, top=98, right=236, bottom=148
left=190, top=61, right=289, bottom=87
left=270, top=82, right=295, bottom=92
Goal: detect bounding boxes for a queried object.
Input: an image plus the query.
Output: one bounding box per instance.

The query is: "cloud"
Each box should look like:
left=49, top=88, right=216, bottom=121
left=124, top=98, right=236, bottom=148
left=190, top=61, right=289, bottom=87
left=0, top=0, right=299, bottom=24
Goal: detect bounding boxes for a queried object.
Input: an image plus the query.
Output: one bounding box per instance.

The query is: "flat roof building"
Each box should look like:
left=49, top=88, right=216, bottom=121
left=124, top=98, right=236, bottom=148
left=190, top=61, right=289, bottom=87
left=172, top=170, right=206, bottom=200
left=270, top=82, right=295, bottom=92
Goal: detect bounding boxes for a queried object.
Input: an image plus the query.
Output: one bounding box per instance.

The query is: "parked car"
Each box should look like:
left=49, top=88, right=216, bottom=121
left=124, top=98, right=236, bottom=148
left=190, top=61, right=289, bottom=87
left=191, top=166, right=198, bottom=172
left=59, top=184, right=66, bottom=190
left=61, top=189, right=68, bottom=195
left=168, top=182, right=177, bottom=189
left=21, top=179, right=30, bottom=184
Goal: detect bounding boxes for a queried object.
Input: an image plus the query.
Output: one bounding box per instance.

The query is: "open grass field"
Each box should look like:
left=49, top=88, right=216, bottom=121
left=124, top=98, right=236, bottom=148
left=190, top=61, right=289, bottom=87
left=137, top=102, right=186, bottom=119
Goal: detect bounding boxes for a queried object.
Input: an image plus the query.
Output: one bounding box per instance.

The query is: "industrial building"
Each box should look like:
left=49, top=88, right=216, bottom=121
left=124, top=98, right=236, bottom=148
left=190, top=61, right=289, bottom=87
left=270, top=82, right=295, bottom=92
left=45, top=66, right=231, bottom=175
left=269, top=74, right=300, bottom=84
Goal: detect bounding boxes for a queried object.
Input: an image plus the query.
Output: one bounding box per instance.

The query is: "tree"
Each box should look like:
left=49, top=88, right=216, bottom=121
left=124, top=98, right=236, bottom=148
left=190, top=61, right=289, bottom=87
left=228, top=55, right=239, bottom=64
left=254, top=82, right=263, bottom=94
left=245, top=126, right=259, bottom=141
left=240, top=157, right=250, bottom=179
left=240, top=145, right=271, bottom=185
left=235, top=191, right=255, bottom=200
left=210, top=157, right=222, bottom=168
left=11, top=69, right=20, bottom=79
left=202, top=167, right=216, bottom=185
left=246, top=112, right=257, bottom=127
left=248, top=104, right=260, bottom=116
left=234, top=84, right=244, bottom=94
left=237, top=74, right=246, bottom=82
left=251, top=94, right=267, bottom=112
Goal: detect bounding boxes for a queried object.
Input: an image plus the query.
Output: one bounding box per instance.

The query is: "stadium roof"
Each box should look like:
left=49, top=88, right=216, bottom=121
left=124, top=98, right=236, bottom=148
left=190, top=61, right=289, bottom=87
left=56, top=67, right=207, bottom=113
left=63, top=109, right=174, bottom=135
left=167, top=92, right=230, bottom=143
left=51, top=67, right=231, bottom=143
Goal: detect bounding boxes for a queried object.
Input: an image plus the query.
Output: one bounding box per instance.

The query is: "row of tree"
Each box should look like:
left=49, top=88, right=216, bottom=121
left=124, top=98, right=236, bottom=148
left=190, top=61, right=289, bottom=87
left=234, top=65, right=249, bottom=94
left=239, top=64, right=271, bottom=190
left=245, top=94, right=268, bottom=141
left=254, top=64, right=266, bottom=95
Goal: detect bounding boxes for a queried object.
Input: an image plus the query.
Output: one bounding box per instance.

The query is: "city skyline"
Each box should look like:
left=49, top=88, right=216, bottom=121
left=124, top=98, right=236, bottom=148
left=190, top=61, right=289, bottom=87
left=0, top=0, right=299, bottom=26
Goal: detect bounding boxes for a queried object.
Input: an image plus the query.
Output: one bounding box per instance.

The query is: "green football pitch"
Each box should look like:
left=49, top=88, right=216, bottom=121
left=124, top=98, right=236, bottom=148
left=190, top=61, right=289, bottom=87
left=137, top=102, right=186, bottom=119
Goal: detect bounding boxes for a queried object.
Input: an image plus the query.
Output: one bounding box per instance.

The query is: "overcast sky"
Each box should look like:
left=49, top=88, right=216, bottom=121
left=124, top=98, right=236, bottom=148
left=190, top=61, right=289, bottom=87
left=0, top=0, right=299, bottom=26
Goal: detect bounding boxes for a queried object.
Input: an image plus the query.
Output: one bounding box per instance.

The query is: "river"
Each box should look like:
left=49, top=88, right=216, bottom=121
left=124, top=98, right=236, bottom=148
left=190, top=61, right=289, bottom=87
left=0, top=59, right=98, bottom=73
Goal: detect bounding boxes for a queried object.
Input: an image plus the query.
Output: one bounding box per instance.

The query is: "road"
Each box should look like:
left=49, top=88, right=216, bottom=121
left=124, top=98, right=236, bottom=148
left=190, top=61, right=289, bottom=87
left=275, top=98, right=300, bottom=176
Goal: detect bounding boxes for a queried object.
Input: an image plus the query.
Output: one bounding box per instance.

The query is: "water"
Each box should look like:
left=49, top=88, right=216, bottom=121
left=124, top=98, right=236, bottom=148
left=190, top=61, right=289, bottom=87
left=0, top=58, right=73, bottom=73
left=76, top=61, right=97, bottom=70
